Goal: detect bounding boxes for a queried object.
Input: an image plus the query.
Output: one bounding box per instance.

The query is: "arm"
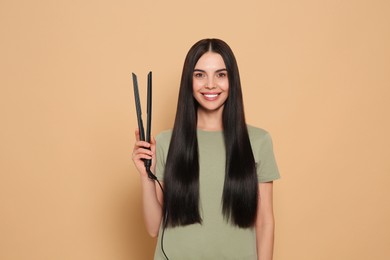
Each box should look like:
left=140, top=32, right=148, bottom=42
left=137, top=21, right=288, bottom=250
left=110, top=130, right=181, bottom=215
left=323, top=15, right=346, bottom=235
left=256, top=182, right=275, bottom=260
left=132, top=129, right=163, bottom=237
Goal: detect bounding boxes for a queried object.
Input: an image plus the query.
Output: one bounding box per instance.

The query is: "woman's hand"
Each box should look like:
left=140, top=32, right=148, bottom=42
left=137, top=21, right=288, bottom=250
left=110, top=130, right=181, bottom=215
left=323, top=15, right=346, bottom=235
left=132, top=128, right=156, bottom=178
left=132, top=129, right=162, bottom=237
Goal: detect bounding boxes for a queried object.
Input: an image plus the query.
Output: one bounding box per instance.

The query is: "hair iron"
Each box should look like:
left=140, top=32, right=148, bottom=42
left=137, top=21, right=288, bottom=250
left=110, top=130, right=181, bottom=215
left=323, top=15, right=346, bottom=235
left=132, top=72, right=169, bottom=259
left=132, top=72, right=156, bottom=181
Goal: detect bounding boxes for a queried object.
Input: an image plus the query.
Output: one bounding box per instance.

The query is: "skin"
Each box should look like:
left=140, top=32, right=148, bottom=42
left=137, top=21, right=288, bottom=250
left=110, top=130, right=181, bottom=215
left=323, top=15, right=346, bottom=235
left=192, top=52, right=229, bottom=131
left=132, top=131, right=163, bottom=237
left=257, top=182, right=275, bottom=260
left=132, top=51, right=275, bottom=260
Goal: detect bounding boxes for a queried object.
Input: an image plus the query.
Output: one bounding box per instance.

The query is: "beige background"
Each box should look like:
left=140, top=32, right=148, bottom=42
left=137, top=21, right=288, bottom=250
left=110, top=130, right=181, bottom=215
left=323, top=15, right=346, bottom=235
left=1, top=0, right=389, bottom=259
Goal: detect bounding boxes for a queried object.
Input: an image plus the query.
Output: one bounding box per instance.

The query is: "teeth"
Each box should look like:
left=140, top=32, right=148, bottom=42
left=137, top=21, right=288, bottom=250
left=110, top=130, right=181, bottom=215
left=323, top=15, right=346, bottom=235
left=204, top=94, right=218, bottom=98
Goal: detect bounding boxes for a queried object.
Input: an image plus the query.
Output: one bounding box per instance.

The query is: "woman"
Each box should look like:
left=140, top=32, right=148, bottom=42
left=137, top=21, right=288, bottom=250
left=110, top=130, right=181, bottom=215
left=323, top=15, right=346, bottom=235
left=132, top=38, right=280, bottom=260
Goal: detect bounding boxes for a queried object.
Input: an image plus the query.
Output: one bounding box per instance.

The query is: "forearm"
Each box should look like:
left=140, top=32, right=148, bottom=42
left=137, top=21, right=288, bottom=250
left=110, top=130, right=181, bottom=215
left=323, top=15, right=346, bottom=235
left=140, top=175, right=162, bottom=237
left=256, top=221, right=275, bottom=260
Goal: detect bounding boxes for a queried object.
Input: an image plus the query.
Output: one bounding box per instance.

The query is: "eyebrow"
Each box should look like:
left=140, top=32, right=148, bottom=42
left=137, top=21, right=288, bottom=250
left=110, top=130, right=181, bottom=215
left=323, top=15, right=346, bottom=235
left=193, top=68, right=227, bottom=73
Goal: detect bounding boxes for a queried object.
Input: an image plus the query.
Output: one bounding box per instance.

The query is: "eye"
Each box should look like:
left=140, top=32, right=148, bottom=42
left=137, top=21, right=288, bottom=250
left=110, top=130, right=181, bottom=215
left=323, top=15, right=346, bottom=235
left=193, top=72, right=205, bottom=78
left=217, top=72, right=227, bottom=78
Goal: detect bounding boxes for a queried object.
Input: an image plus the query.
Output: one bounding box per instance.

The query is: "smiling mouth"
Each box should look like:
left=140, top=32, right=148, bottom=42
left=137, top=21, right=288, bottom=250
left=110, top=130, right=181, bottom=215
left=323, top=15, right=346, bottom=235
left=203, top=93, right=219, bottom=98
left=201, top=93, right=221, bottom=101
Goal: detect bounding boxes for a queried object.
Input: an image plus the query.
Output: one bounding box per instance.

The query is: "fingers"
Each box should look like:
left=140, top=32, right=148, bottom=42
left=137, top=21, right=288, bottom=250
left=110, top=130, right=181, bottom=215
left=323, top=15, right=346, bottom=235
left=132, top=144, right=153, bottom=160
left=134, top=128, right=153, bottom=149
left=133, top=151, right=153, bottom=161
left=132, top=130, right=157, bottom=174
left=132, top=139, right=154, bottom=161
left=135, top=128, right=154, bottom=146
left=134, top=147, right=153, bottom=157
left=133, top=140, right=151, bottom=151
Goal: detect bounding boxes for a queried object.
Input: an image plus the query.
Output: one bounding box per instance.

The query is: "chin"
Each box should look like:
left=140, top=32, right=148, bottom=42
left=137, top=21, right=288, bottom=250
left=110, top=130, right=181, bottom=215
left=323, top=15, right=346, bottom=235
left=198, top=104, right=225, bottom=113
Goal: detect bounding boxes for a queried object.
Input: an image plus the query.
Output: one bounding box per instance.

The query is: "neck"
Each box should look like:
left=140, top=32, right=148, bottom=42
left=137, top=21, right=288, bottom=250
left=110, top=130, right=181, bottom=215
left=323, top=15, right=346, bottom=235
left=196, top=107, right=224, bottom=131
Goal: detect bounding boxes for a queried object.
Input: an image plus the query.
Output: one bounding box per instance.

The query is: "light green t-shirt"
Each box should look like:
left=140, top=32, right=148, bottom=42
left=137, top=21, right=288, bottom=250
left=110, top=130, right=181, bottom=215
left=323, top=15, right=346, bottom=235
left=154, top=125, right=280, bottom=260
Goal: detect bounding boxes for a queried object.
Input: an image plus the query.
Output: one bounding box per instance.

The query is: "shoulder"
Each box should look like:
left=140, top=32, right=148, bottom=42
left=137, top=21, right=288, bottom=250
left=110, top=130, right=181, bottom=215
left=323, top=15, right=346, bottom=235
left=247, top=125, right=271, bottom=141
left=246, top=125, right=275, bottom=152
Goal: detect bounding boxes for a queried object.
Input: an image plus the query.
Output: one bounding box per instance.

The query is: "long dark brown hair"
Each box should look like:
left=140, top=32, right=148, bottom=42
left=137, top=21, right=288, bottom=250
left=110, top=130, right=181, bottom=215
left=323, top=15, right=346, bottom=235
left=163, top=38, right=258, bottom=228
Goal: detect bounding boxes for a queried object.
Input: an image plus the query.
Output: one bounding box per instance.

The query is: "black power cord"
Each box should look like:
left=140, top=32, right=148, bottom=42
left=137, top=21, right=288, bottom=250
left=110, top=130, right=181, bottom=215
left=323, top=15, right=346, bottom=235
left=145, top=165, right=169, bottom=260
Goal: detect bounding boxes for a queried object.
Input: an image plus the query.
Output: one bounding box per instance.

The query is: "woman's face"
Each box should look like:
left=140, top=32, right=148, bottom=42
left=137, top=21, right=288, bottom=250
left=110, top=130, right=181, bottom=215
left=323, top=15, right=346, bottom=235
left=192, top=52, right=229, bottom=114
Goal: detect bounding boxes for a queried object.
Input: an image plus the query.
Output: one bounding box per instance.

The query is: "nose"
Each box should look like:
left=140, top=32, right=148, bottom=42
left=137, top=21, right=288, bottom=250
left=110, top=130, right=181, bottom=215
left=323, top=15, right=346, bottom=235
left=205, top=77, right=216, bottom=89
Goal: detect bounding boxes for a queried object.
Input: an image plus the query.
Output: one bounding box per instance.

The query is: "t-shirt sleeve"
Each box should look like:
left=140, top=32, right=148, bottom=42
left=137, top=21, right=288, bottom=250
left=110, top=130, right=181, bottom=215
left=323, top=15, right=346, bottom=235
left=255, top=131, right=280, bottom=182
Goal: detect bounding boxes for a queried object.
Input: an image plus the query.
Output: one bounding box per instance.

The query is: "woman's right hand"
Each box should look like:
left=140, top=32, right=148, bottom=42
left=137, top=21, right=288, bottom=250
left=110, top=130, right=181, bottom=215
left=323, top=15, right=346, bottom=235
left=132, top=129, right=162, bottom=237
left=132, top=128, right=156, bottom=178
